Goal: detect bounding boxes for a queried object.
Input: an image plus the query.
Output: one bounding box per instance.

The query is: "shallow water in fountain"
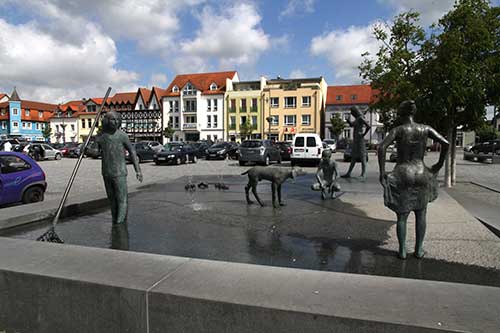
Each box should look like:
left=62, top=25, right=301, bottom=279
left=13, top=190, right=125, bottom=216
left=3, top=173, right=500, bottom=287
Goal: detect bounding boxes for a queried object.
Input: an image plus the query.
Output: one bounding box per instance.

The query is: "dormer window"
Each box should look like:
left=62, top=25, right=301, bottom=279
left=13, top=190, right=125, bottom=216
left=25, top=109, right=30, bottom=116
left=39, top=111, right=43, bottom=118
left=68, top=111, right=72, bottom=117
left=172, top=85, right=179, bottom=93
left=183, top=83, right=195, bottom=95
left=210, top=82, right=217, bottom=91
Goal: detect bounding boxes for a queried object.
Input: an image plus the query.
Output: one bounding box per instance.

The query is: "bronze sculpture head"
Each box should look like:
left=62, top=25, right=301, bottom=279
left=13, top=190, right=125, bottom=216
left=103, top=111, right=122, bottom=133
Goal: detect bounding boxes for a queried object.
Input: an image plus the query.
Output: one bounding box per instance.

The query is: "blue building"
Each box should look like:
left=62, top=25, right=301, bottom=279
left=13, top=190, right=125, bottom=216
left=0, top=88, right=57, bottom=141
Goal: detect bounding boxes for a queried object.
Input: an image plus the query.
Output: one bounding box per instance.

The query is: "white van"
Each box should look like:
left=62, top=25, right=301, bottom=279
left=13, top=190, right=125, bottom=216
left=291, top=133, right=323, bottom=166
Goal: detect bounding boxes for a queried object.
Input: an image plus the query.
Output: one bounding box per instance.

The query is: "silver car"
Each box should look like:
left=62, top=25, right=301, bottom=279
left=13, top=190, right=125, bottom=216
left=23, top=143, right=62, bottom=160
left=238, top=140, right=281, bottom=166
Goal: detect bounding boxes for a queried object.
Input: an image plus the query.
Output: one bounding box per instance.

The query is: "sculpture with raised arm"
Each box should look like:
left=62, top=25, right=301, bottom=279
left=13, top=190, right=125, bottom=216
left=341, top=106, right=371, bottom=178
left=378, top=100, right=449, bottom=259
left=97, top=111, right=143, bottom=224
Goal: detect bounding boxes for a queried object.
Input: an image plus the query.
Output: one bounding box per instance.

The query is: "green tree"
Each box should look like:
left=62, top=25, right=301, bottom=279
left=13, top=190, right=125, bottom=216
left=476, top=122, right=499, bottom=142
left=359, top=11, right=426, bottom=131
left=163, top=126, right=175, bottom=142
left=239, top=120, right=253, bottom=140
left=329, top=114, right=345, bottom=139
left=42, top=122, right=52, bottom=142
left=418, top=0, right=499, bottom=186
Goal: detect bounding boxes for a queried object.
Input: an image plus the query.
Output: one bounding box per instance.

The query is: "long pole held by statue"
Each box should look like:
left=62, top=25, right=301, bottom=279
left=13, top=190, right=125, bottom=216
left=37, top=87, right=112, bottom=243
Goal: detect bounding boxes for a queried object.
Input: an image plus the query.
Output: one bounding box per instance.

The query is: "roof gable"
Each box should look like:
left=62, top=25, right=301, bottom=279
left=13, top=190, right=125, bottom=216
left=326, top=85, right=373, bottom=105
left=165, top=71, right=237, bottom=96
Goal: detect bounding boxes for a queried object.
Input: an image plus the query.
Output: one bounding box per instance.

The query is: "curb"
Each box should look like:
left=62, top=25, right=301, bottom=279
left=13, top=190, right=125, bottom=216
left=470, top=181, right=500, bottom=194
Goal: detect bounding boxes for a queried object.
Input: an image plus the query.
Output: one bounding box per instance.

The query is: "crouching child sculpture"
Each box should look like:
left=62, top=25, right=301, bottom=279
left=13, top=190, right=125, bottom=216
left=311, top=149, right=341, bottom=199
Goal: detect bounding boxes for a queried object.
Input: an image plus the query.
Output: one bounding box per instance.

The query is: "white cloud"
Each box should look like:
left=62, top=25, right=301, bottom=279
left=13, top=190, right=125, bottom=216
left=280, top=0, right=316, bottom=19
left=289, top=69, right=306, bottom=79
left=0, top=19, right=138, bottom=103
left=149, top=74, right=168, bottom=87
left=310, top=22, right=385, bottom=84
left=179, top=3, right=270, bottom=69
left=379, top=0, right=455, bottom=26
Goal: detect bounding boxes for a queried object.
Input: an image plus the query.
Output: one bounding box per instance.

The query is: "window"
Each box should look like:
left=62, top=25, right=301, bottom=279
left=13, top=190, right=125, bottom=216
left=251, top=116, right=257, bottom=128
left=270, top=97, right=279, bottom=108
left=87, top=119, right=92, bottom=128
left=13, top=108, right=18, bottom=116
left=55, top=125, right=59, bottom=132
left=230, top=99, right=236, bottom=109
left=186, top=116, right=196, bottom=123
left=351, top=94, right=357, bottom=101
left=71, top=124, right=75, bottom=131
left=230, top=116, right=236, bottom=127
left=207, top=99, right=211, bottom=111
left=36, top=123, right=40, bottom=130
left=13, top=121, right=19, bottom=128
left=336, top=95, right=342, bottom=101
left=284, top=97, right=296, bottom=108
left=38, top=111, right=42, bottom=118
left=213, top=115, right=218, bottom=127
left=270, top=115, right=279, bottom=125
left=210, top=82, right=217, bottom=90
left=302, top=96, right=311, bottom=107
left=25, top=109, right=30, bottom=116
left=240, top=116, right=247, bottom=125
left=302, top=114, right=311, bottom=126
left=207, top=115, right=211, bottom=128
left=343, top=129, right=351, bottom=138
left=343, top=113, right=350, bottom=121
left=213, top=99, right=218, bottom=111
left=240, top=99, right=247, bottom=112
left=284, top=115, right=296, bottom=126
left=0, top=155, right=31, bottom=174
left=185, top=100, right=196, bottom=112
left=251, top=98, right=258, bottom=111
left=284, top=134, right=294, bottom=141
left=174, top=100, right=179, bottom=112
left=81, top=119, right=86, bottom=129
left=172, top=85, right=179, bottom=93
left=306, top=137, right=317, bottom=147
left=295, top=137, right=304, bottom=147
left=1, top=121, right=5, bottom=129
left=68, top=111, right=72, bottom=117
left=22, top=122, right=26, bottom=129
left=169, top=101, right=173, bottom=112
left=183, top=83, right=195, bottom=95
left=175, top=116, right=179, bottom=127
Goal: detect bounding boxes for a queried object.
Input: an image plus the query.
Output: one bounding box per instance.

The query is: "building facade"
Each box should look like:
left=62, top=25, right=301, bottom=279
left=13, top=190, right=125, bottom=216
left=225, top=78, right=266, bottom=141
left=163, top=71, right=239, bottom=142
left=77, top=98, right=103, bottom=142
left=325, top=85, right=383, bottom=147
left=49, top=101, right=83, bottom=143
left=261, top=77, right=327, bottom=142
left=125, top=87, right=166, bottom=143
left=0, top=88, right=56, bottom=141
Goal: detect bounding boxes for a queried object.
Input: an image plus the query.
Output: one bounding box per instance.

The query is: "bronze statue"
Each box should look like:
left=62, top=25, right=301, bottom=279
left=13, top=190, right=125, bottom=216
left=378, top=100, right=449, bottom=259
left=341, top=106, right=371, bottom=178
left=97, top=111, right=143, bottom=224
left=242, top=166, right=304, bottom=208
left=311, top=149, right=341, bottom=199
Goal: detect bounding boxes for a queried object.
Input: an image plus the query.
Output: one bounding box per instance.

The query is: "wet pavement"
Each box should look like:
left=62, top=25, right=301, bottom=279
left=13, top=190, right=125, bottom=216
left=3, top=172, right=500, bottom=288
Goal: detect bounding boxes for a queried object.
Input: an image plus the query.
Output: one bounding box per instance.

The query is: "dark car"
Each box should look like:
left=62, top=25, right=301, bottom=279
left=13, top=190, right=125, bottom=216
left=471, top=139, right=500, bottom=155
left=0, top=152, right=47, bottom=206
left=343, top=143, right=369, bottom=162
left=206, top=142, right=239, bottom=160
left=126, top=142, right=155, bottom=163
left=60, top=142, right=79, bottom=157
left=275, top=141, right=292, bottom=161
left=66, top=143, right=84, bottom=158
left=191, top=142, right=210, bottom=158
left=238, top=140, right=281, bottom=166
left=154, top=143, right=197, bottom=165
left=85, top=142, right=101, bottom=159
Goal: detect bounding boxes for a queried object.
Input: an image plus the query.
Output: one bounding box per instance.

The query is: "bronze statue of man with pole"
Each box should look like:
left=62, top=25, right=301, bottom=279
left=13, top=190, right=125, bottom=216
left=341, top=106, right=371, bottom=178
left=97, top=111, right=143, bottom=224
left=378, top=100, right=449, bottom=259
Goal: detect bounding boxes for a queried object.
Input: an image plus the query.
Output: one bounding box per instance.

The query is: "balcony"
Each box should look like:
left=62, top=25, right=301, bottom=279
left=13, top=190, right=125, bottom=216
left=183, top=123, right=197, bottom=130
left=183, top=109, right=197, bottom=115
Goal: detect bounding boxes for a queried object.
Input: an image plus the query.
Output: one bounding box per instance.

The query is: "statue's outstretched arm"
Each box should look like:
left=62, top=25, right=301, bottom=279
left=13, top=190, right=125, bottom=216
left=378, top=128, right=397, bottom=184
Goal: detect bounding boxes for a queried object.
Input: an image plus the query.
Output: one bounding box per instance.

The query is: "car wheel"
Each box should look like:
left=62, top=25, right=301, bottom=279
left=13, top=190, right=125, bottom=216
left=176, top=157, right=181, bottom=165
left=155, top=161, right=160, bottom=165
left=22, top=186, right=44, bottom=204
left=239, top=160, right=245, bottom=166
left=277, top=156, right=282, bottom=164
left=55, top=153, right=62, bottom=160
left=193, top=155, right=197, bottom=163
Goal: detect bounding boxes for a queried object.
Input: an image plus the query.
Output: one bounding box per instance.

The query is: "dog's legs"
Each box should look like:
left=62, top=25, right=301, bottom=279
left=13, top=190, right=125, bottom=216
left=252, top=184, right=265, bottom=206
left=245, top=182, right=253, bottom=204
left=278, top=184, right=286, bottom=206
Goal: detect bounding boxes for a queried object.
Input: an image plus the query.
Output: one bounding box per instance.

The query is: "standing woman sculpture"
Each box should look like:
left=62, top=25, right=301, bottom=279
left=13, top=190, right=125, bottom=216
left=378, top=100, right=449, bottom=259
left=97, top=111, right=143, bottom=224
left=342, top=106, right=371, bottom=178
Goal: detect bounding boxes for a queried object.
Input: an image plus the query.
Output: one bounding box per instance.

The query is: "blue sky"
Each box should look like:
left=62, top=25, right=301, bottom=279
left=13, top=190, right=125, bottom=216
left=0, top=0, right=497, bottom=103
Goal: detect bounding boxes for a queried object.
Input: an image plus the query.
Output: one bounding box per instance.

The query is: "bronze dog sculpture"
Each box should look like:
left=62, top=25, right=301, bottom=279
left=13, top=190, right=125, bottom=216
left=242, top=166, right=304, bottom=208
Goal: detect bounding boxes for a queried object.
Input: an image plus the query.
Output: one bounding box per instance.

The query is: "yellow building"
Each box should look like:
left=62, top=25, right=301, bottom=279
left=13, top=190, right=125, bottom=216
left=261, top=77, right=327, bottom=142
left=77, top=98, right=104, bottom=142
left=225, top=78, right=266, bottom=141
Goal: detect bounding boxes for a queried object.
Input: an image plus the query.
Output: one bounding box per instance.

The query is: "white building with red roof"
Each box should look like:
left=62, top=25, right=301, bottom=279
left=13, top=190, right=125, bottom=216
left=163, top=71, right=239, bottom=142
left=50, top=100, right=84, bottom=143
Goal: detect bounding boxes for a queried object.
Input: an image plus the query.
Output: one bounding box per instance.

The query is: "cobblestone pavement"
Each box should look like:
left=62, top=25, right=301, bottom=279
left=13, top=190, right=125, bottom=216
left=37, top=151, right=500, bottom=202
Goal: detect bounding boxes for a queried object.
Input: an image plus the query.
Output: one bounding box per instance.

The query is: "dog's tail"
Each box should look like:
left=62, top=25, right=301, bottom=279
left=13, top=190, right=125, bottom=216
left=241, top=170, right=249, bottom=175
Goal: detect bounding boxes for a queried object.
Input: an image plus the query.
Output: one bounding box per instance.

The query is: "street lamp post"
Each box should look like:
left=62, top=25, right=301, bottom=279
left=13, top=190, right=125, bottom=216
left=266, top=116, right=272, bottom=141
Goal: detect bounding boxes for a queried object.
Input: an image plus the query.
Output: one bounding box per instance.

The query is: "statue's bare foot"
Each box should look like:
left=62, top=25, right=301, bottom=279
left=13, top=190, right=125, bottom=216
left=414, top=249, right=425, bottom=259
left=279, top=202, right=286, bottom=206
left=340, top=174, right=351, bottom=178
left=398, top=251, right=407, bottom=260
left=321, top=192, right=326, bottom=200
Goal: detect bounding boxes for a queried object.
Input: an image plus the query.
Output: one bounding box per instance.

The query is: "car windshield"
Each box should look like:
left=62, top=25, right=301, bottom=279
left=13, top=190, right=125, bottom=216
left=211, top=144, right=226, bottom=149
left=241, top=140, right=261, bottom=148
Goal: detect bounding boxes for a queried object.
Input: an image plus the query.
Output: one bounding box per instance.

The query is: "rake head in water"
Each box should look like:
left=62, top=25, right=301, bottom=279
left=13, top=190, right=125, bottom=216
left=36, top=227, right=64, bottom=243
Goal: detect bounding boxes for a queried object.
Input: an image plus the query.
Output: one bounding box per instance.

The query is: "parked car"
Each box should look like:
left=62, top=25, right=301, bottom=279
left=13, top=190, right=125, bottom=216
left=471, top=139, right=500, bottom=155
left=85, top=142, right=101, bottom=159
left=154, top=143, right=197, bottom=165
left=0, top=152, right=47, bottom=206
left=388, top=145, right=397, bottom=162
left=66, top=143, right=84, bottom=158
left=126, top=142, right=155, bottom=163
left=24, top=143, right=62, bottom=161
left=206, top=142, right=239, bottom=160
left=60, top=143, right=79, bottom=157
left=137, top=140, right=163, bottom=152
left=238, top=140, right=281, bottom=166
left=192, top=142, right=210, bottom=158
left=275, top=141, right=292, bottom=161
left=291, top=133, right=324, bottom=166
left=0, top=139, right=20, bottom=151
left=343, top=143, right=369, bottom=162
left=323, top=139, right=337, bottom=153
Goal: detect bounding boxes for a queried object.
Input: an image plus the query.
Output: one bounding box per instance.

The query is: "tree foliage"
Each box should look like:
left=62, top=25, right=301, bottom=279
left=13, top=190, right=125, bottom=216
left=163, top=125, right=175, bottom=139
left=42, top=122, right=52, bottom=141
left=329, top=114, right=345, bottom=138
left=476, top=122, right=499, bottom=142
left=239, top=120, right=253, bottom=140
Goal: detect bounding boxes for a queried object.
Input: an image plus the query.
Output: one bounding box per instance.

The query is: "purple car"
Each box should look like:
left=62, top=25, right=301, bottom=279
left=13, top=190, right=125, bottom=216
left=0, top=152, right=47, bottom=206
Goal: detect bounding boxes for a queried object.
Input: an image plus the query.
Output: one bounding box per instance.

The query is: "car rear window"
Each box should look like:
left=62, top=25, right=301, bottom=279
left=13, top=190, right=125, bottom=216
left=294, top=137, right=305, bottom=147
left=0, top=155, right=31, bottom=173
left=306, top=137, right=317, bottom=147
left=241, top=141, right=261, bottom=148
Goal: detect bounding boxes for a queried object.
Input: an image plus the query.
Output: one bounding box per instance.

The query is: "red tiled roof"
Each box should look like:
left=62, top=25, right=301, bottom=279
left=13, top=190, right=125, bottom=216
left=108, top=92, right=136, bottom=105
left=85, top=97, right=104, bottom=105
left=326, top=85, right=373, bottom=105
left=0, top=100, right=56, bottom=122
left=150, top=86, right=168, bottom=103
left=0, top=93, right=7, bottom=100
left=137, top=88, right=151, bottom=106
left=165, top=71, right=237, bottom=97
